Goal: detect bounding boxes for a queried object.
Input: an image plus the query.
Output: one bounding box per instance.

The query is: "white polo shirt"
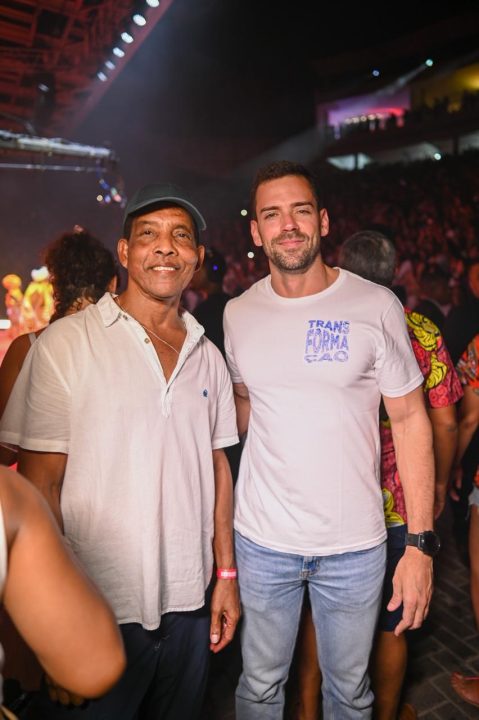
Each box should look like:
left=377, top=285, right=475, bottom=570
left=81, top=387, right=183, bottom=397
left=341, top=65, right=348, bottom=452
left=0, top=293, right=238, bottom=629
left=224, top=269, right=423, bottom=556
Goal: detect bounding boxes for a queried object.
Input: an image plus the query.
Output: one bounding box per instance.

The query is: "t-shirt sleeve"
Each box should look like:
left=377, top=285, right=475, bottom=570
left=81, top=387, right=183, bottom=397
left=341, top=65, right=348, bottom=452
left=210, top=351, right=239, bottom=450
left=0, top=335, right=71, bottom=453
left=223, top=303, right=243, bottom=385
left=375, top=296, right=424, bottom=397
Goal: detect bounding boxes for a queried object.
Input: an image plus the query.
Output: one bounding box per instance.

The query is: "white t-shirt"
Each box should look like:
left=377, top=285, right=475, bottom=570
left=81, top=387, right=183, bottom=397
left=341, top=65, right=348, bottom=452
left=0, top=293, right=238, bottom=629
left=224, top=269, right=423, bottom=556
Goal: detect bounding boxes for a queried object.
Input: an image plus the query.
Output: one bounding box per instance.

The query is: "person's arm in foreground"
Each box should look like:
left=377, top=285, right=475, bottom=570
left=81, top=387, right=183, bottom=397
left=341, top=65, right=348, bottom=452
left=0, top=466, right=125, bottom=699
left=209, top=448, right=241, bottom=653
left=384, top=385, right=435, bottom=636
left=428, top=403, right=458, bottom=519
left=450, top=386, right=479, bottom=500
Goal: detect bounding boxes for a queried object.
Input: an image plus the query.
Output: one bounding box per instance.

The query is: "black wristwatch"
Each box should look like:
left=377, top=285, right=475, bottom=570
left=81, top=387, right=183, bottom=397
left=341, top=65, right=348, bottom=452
left=405, top=530, right=441, bottom=557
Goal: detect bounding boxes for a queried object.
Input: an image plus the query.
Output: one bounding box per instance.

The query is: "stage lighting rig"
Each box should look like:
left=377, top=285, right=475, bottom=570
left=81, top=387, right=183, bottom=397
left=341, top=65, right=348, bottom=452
left=0, top=129, right=117, bottom=173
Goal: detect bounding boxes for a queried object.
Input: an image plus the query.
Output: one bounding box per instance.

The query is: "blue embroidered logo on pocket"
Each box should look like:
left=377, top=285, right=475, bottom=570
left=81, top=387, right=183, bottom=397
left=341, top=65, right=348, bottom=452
left=203, top=389, right=208, bottom=397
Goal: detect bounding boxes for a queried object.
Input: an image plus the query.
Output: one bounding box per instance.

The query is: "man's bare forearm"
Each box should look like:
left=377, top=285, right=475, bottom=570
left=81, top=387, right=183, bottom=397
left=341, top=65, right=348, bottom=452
left=386, top=388, right=435, bottom=530
left=212, top=449, right=235, bottom=568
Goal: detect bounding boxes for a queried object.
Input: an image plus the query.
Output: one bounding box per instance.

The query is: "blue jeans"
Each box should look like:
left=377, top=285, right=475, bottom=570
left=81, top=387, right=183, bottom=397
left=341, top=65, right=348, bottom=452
left=378, top=525, right=406, bottom=632
left=235, top=531, right=386, bottom=720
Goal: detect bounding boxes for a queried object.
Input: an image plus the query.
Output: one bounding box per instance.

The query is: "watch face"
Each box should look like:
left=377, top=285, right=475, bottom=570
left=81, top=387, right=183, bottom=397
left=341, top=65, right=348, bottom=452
left=420, top=531, right=441, bottom=557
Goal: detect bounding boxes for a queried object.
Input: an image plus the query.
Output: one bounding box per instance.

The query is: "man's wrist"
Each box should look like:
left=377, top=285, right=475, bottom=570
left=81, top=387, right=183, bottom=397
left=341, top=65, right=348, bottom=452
left=405, top=530, right=441, bottom=557
left=216, top=567, right=237, bottom=579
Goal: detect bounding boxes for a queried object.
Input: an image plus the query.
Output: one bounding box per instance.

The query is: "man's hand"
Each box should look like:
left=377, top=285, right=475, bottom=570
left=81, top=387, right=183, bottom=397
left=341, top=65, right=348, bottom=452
left=209, top=579, right=241, bottom=653
left=387, top=547, right=433, bottom=636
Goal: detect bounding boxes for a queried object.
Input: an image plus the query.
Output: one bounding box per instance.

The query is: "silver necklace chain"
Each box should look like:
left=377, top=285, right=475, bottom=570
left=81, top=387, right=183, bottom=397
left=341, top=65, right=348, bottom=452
left=115, top=296, right=181, bottom=355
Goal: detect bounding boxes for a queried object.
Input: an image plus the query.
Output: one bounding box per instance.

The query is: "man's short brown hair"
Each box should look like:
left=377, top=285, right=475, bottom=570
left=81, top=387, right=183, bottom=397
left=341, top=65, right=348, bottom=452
left=249, top=160, right=322, bottom=220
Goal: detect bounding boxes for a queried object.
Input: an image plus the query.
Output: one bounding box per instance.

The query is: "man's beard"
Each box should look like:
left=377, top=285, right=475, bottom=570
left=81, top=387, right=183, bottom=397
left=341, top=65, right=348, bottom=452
left=268, top=231, right=321, bottom=273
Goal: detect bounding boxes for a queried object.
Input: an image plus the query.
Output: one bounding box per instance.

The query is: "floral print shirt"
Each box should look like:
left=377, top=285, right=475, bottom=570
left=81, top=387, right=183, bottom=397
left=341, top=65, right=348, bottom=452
left=380, top=310, right=463, bottom=527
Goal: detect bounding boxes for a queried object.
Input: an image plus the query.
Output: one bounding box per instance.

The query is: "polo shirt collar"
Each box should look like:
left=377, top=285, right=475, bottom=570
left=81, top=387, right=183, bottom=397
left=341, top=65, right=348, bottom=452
left=97, top=292, right=122, bottom=327
left=96, top=292, right=205, bottom=345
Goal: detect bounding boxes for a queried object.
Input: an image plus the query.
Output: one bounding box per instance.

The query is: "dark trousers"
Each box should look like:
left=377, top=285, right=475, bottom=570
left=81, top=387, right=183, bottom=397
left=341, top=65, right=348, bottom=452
left=30, top=607, right=211, bottom=720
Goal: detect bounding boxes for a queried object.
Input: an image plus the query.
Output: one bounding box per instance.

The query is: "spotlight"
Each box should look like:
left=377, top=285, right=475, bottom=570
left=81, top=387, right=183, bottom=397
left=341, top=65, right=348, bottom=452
left=433, top=152, right=442, bottom=161
left=240, top=209, right=248, bottom=217
left=425, top=58, right=434, bottom=67
left=113, top=47, right=125, bottom=58
left=146, top=0, right=160, bottom=6
left=97, top=71, right=107, bottom=82
left=133, top=14, right=147, bottom=26
left=38, top=83, right=50, bottom=92
left=97, top=174, right=126, bottom=207
left=372, top=69, right=380, bottom=78
left=247, top=251, right=255, bottom=259
left=121, top=31, right=134, bottom=43
left=105, top=60, right=115, bottom=70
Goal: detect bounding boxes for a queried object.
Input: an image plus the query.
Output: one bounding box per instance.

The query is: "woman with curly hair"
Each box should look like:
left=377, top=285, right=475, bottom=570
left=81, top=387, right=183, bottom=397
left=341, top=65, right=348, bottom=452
left=0, top=227, right=119, bottom=466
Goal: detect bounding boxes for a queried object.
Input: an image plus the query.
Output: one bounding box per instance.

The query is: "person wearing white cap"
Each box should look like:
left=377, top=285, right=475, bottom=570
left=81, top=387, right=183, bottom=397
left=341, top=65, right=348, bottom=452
left=0, top=183, right=240, bottom=719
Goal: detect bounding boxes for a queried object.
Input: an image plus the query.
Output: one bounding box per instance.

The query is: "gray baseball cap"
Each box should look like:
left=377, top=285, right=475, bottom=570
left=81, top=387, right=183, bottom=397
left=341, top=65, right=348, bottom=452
left=122, top=182, right=206, bottom=236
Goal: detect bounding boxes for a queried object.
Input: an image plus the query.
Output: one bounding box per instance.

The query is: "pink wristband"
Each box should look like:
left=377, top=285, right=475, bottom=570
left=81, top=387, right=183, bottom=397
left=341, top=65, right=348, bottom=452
left=216, top=568, right=237, bottom=579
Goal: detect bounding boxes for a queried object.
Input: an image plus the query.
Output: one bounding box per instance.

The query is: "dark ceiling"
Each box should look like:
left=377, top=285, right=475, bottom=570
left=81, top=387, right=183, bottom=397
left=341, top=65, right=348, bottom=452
left=0, top=0, right=171, bottom=136
left=0, top=0, right=478, bottom=144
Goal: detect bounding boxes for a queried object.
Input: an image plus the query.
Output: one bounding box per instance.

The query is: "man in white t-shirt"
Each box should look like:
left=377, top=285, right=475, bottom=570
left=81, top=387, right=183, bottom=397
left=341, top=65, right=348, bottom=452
left=223, top=161, right=435, bottom=720
left=0, top=183, right=240, bottom=719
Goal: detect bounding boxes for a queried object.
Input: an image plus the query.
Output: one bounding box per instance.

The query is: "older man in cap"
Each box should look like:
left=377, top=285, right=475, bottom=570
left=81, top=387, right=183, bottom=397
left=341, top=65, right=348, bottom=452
left=0, top=184, right=240, bottom=719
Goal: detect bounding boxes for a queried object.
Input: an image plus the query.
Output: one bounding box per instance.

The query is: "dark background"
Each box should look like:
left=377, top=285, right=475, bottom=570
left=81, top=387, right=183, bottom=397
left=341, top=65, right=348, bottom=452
left=0, top=0, right=477, bottom=295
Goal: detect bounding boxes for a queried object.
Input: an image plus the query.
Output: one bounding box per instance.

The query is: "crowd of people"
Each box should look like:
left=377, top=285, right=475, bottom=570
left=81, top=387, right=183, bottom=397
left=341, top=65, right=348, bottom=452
left=0, top=154, right=477, bottom=720
left=201, top=151, right=479, bottom=309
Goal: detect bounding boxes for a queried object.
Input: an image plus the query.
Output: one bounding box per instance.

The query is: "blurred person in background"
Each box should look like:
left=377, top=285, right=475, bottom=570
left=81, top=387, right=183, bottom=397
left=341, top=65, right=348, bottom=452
left=414, top=266, right=451, bottom=331
left=443, top=259, right=479, bottom=365
left=0, top=227, right=119, bottom=468
left=191, top=246, right=230, bottom=358
left=450, top=333, right=479, bottom=708
left=443, top=258, right=479, bottom=561
left=1, top=276, right=24, bottom=341
left=20, top=267, right=54, bottom=333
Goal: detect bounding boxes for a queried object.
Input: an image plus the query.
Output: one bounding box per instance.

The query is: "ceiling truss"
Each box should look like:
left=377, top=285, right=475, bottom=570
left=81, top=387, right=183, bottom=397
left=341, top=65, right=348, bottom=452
left=0, top=0, right=168, bottom=136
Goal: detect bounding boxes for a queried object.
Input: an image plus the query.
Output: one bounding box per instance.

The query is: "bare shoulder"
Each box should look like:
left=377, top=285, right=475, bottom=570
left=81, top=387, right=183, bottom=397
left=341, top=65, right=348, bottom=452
left=0, top=331, right=42, bottom=416
left=1, top=333, right=32, bottom=373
